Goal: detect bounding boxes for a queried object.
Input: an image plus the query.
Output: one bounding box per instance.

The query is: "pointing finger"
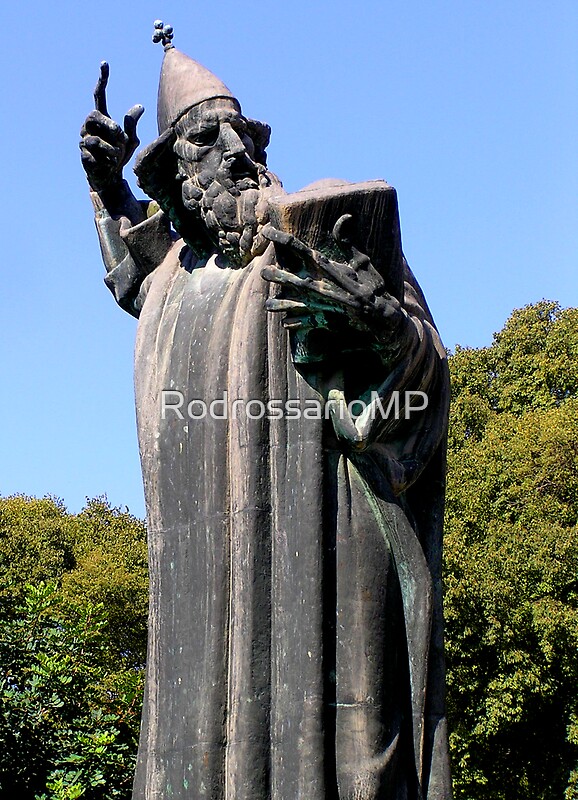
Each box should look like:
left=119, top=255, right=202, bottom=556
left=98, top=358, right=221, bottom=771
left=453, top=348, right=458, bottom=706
left=94, top=61, right=110, bottom=117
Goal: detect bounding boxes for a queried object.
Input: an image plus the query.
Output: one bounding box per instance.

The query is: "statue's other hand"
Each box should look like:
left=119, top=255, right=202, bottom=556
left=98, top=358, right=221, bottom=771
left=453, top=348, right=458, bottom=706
left=79, top=62, right=144, bottom=192
left=261, top=222, right=403, bottom=334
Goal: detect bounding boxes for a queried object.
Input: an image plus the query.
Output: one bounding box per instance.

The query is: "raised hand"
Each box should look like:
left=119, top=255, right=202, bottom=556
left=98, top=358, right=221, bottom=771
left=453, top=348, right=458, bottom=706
left=260, top=215, right=404, bottom=336
left=79, top=62, right=144, bottom=192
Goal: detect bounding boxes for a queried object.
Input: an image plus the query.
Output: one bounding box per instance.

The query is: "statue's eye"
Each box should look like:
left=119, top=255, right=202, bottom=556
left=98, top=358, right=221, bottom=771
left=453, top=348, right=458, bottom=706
left=232, top=119, right=247, bottom=136
left=192, top=127, right=219, bottom=147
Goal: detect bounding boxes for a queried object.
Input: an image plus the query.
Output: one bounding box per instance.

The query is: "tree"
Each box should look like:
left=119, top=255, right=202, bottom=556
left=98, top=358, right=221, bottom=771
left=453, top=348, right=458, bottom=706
left=0, top=497, right=148, bottom=799
left=0, top=582, right=141, bottom=799
left=444, top=301, right=578, bottom=799
left=0, top=496, right=148, bottom=669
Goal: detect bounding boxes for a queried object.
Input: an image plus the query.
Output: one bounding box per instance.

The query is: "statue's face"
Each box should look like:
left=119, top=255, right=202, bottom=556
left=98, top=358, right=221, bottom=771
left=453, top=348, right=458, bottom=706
left=175, top=98, right=259, bottom=191
left=173, top=98, right=268, bottom=265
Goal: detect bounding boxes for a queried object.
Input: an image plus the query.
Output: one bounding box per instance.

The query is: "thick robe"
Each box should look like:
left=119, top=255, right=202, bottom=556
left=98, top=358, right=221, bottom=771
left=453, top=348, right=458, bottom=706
left=97, top=201, right=451, bottom=800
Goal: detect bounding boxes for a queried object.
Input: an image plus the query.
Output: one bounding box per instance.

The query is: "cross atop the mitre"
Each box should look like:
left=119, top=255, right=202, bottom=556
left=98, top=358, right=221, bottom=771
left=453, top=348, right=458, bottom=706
left=152, top=20, right=174, bottom=51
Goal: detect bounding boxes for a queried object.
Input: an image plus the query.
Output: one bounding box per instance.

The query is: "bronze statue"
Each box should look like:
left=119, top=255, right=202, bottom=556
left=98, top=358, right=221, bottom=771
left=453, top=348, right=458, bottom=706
left=80, top=21, right=452, bottom=800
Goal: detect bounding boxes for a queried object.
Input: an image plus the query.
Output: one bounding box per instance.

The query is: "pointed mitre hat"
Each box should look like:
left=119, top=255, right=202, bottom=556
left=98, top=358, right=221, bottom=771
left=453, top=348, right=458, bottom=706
left=157, top=47, right=239, bottom=132
left=153, top=22, right=239, bottom=133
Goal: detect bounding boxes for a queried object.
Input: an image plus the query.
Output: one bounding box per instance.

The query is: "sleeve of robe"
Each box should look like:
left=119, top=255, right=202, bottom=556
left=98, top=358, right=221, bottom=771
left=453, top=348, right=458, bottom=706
left=89, top=188, right=175, bottom=318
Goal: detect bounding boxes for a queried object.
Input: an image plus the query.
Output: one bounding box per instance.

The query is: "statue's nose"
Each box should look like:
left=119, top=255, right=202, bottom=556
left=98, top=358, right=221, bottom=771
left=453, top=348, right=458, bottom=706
left=221, top=123, right=245, bottom=156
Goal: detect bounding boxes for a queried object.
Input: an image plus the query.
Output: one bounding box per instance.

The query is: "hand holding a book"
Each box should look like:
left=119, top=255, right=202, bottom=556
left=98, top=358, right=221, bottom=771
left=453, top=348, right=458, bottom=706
left=261, top=217, right=406, bottom=338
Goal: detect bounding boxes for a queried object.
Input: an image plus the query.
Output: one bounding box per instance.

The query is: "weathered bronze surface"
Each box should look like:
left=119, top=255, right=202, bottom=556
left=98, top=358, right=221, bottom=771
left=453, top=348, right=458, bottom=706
left=80, top=21, right=452, bottom=799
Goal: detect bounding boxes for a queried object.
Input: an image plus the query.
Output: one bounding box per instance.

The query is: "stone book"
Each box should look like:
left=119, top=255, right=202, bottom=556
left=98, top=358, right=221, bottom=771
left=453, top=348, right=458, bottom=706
left=268, top=179, right=405, bottom=300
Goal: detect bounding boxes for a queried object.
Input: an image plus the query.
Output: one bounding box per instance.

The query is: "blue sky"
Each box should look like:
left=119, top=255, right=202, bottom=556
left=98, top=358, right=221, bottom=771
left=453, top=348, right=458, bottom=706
left=1, top=0, right=576, bottom=517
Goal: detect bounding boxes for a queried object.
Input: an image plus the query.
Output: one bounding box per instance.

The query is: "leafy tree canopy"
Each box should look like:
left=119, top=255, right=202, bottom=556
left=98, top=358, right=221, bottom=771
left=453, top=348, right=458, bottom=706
left=444, top=301, right=578, bottom=800
left=0, top=497, right=148, bottom=799
left=0, top=496, right=148, bottom=669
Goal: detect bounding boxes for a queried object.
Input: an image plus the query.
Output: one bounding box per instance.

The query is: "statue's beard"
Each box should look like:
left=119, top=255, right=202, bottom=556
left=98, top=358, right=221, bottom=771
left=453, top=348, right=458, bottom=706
left=181, top=167, right=278, bottom=267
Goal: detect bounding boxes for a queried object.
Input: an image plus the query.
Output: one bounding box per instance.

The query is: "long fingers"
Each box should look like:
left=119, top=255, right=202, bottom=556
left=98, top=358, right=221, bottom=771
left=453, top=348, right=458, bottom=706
left=80, top=135, right=119, bottom=168
left=80, top=150, right=99, bottom=171
left=94, top=61, right=110, bottom=116
left=123, top=104, right=145, bottom=147
left=261, top=265, right=360, bottom=310
left=79, top=148, right=115, bottom=187
left=81, top=110, right=123, bottom=142
left=262, top=223, right=382, bottom=303
left=261, top=224, right=325, bottom=275
left=262, top=224, right=366, bottom=299
left=280, top=314, right=316, bottom=331
left=265, top=298, right=323, bottom=332
left=265, top=298, right=308, bottom=313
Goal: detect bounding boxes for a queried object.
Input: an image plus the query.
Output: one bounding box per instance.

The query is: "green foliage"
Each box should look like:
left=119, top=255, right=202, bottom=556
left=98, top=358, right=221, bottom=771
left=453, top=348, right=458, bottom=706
left=448, top=301, right=578, bottom=450
left=0, top=582, right=142, bottom=799
left=445, top=301, right=578, bottom=799
left=0, top=497, right=147, bottom=799
left=0, top=496, right=76, bottom=597
left=0, top=496, right=148, bottom=669
left=60, top=499, right=148, bottom=669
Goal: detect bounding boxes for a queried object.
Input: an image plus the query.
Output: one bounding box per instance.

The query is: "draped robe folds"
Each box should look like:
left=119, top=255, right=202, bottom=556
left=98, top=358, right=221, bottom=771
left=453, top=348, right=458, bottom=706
left=100, top=208, right=451, bottom=800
